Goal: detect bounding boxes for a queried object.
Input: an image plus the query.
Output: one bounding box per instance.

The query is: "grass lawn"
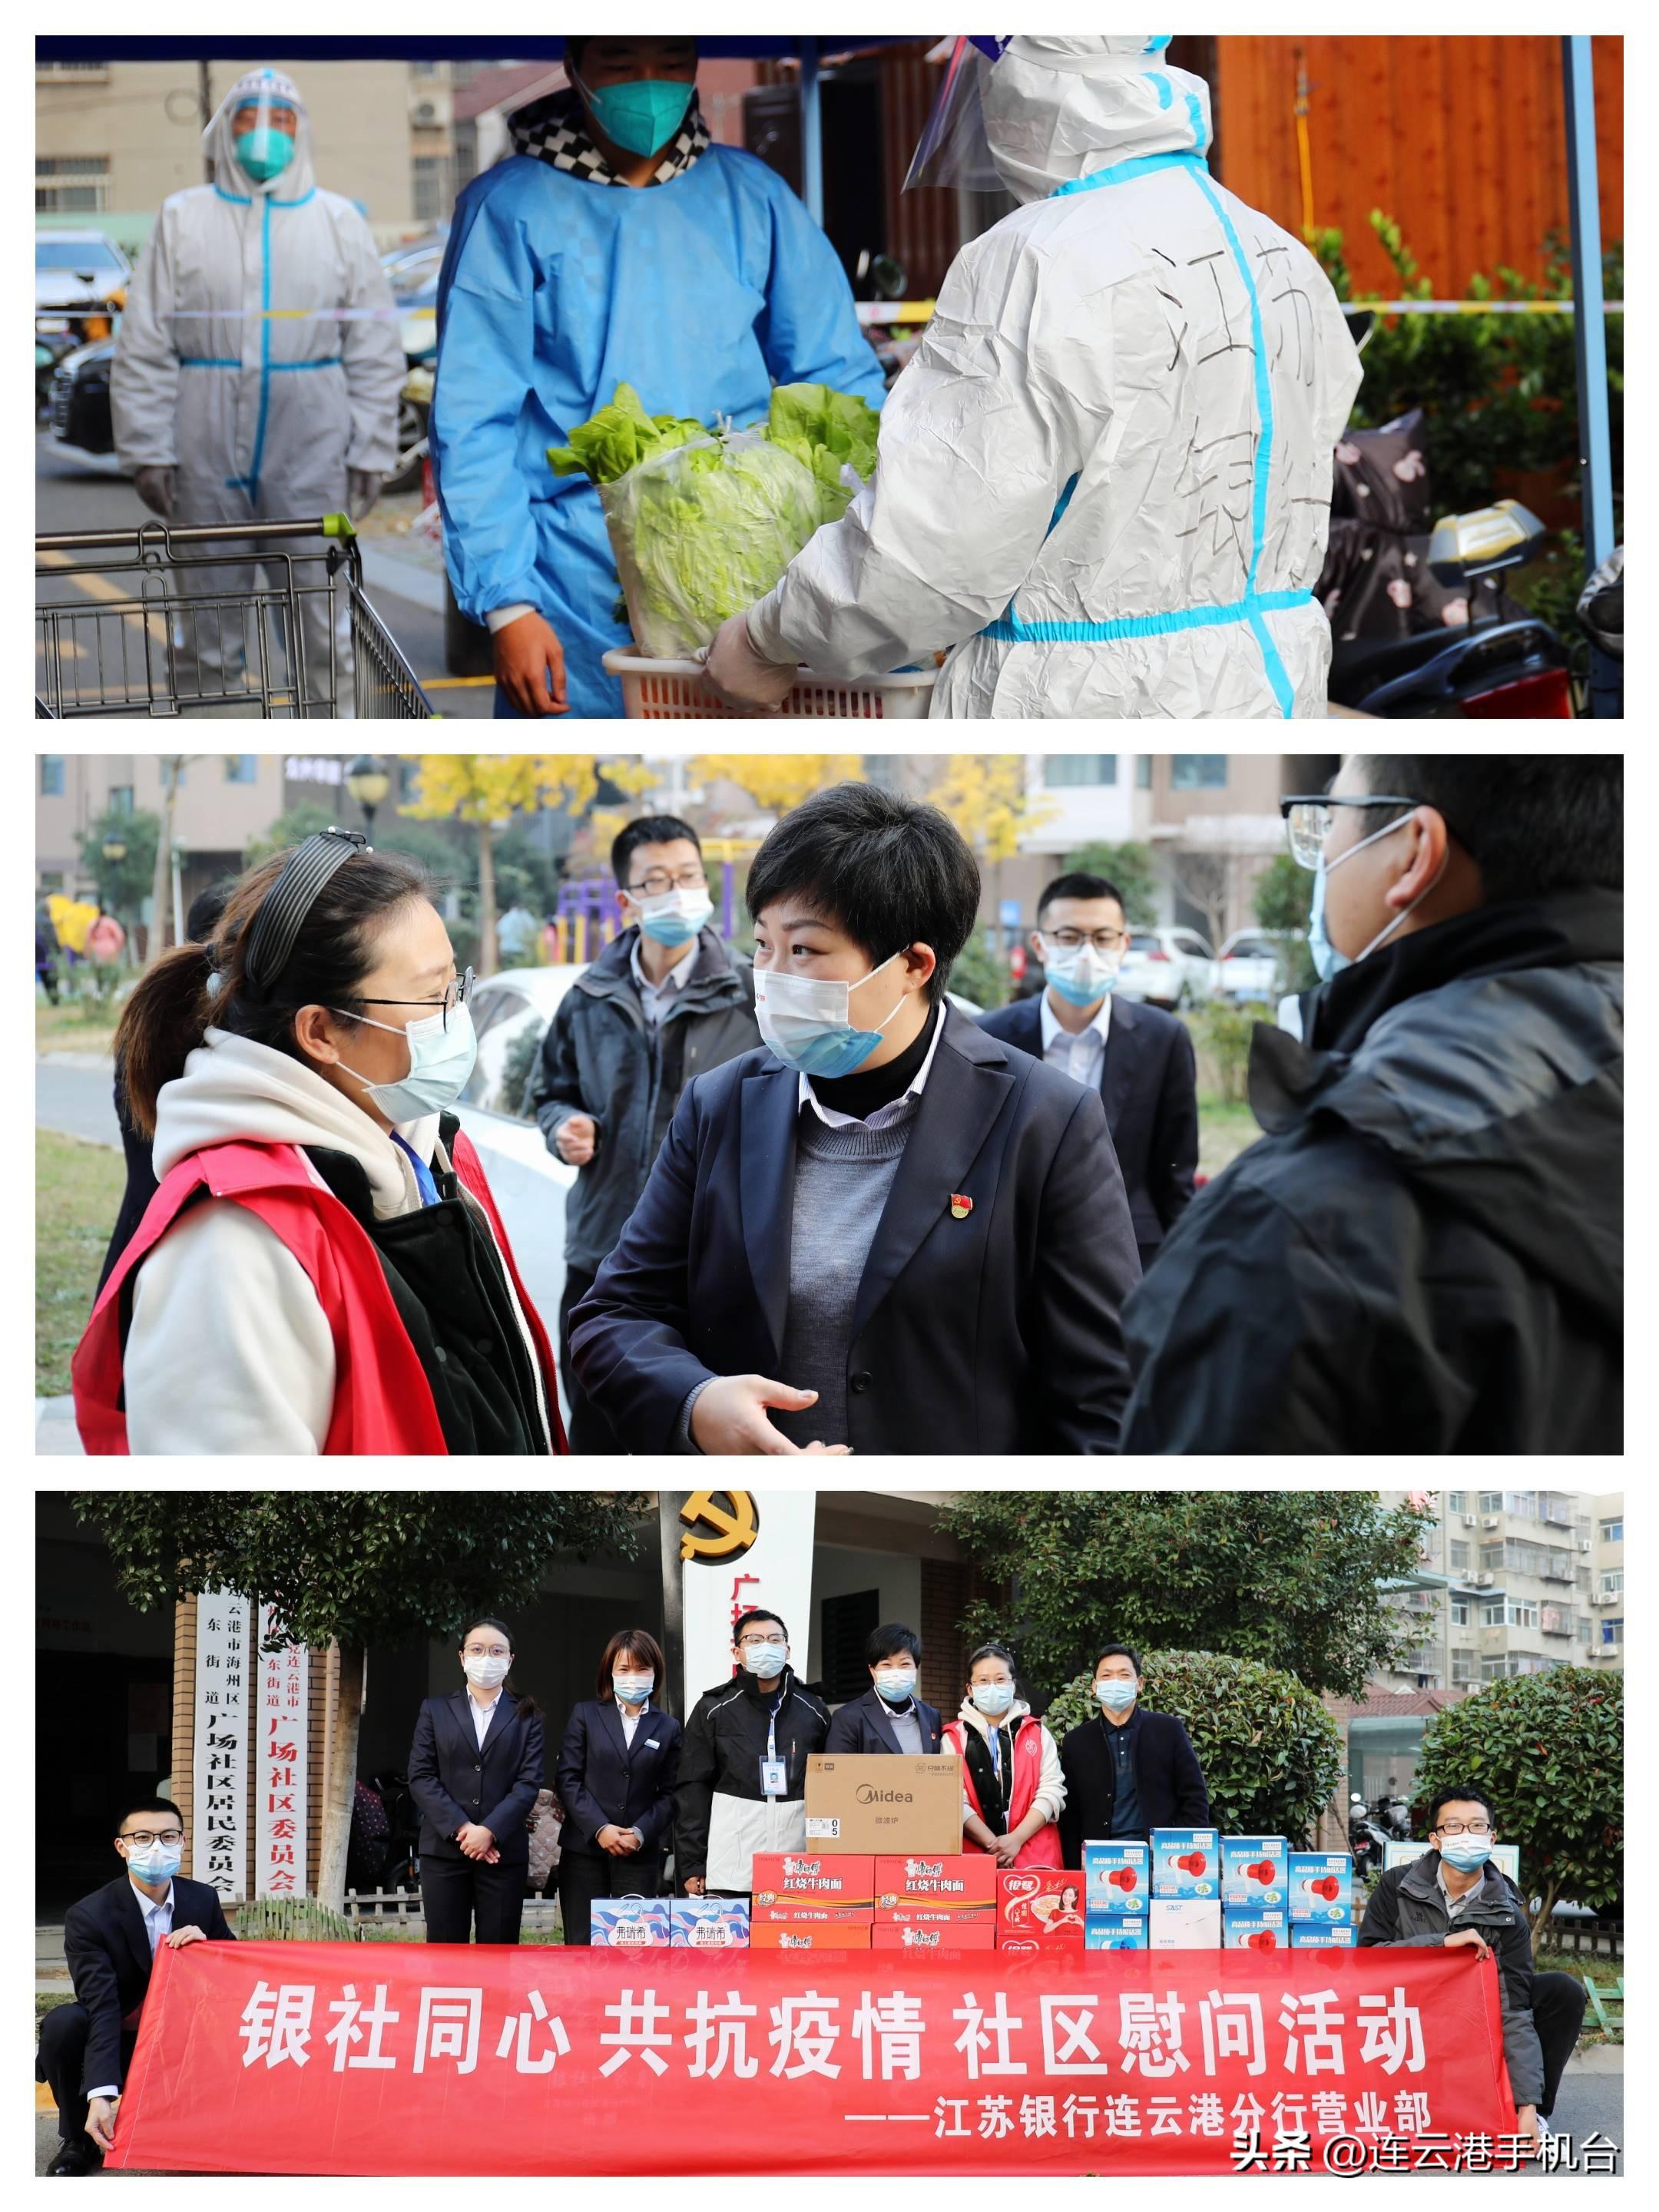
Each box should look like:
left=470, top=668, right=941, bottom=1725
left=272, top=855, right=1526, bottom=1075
left=1197, top=1094, right=1260, bottom=1180
left=36, top=1130, right=125, bottom=1396
left=36, top=999, right=118, bottom=1058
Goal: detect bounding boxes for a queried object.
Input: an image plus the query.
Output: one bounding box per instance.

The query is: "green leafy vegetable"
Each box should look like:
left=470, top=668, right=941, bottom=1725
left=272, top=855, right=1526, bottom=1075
left=547, top=383, right=707, bottom=485
left=765, top=382, right=881, bottom=524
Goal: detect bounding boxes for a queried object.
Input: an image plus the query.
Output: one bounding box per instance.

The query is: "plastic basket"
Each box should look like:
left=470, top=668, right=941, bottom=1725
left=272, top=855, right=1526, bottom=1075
left=604, top=650, right=936, bottom=720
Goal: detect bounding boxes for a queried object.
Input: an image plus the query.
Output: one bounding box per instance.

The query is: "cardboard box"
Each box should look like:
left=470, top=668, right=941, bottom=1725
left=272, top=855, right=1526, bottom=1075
left=590, top=1898, right=672, bottom=1948
left=670, top=1898, right=750, bottom=1949
left=1290, top=1922, right=1356, bottom=1949
left=878, top=1906, right=997, bottom=1927
left=1222, top=1908, right=1289, bottom=1951
left=1085, top=1919, right=1149, bottom=1950
left=1151, top=1827, right=1220, bottom=1899
left=751, top=1852, right=875, bottom=1908
left=1289, top=1852, right=1353, bottom=1922
left=875, top=1853, right=998, bottom=1915
left=751, top=1919, right=872, bottom=1951
left=1221, top=1836, right=1289, bottom=1909
left=873, top=1922, right=998, bottom=1952
left=996, top=1869, right=1088, bottom=1945
left=1148, top=1898, right=1222, bottom=1949
left=805, top=1755, right=962, bottom=1855
left=753, top=1904, right=876, bottom=1924
left=1081, top=1840, right=1150, bottom=1916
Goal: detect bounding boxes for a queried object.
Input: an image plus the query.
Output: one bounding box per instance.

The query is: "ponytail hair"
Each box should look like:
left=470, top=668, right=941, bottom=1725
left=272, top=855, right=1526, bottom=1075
left=115, top=840, right=433, bottom=1139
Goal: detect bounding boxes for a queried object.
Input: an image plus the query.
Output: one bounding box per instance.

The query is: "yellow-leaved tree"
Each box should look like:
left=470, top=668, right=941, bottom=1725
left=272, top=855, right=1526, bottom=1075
left=689, top=754, right=865, bottom=817
left=926, top=757, right=1058, bottom=945
left=402, top=756, right=604, bottom=975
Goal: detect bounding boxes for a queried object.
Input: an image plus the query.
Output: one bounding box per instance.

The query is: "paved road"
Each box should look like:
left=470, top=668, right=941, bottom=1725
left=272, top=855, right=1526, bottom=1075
left=36, top=1052, right=120, bottom=1149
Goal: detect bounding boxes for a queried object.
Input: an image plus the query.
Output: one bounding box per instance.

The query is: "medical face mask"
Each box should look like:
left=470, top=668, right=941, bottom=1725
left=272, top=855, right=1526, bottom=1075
left=336, top=1002, right=478, bottom=1124
left=463, top=1654, right=511, bottom=1688
left=124, top=1841, right=182, bottom=1886
left=233, top=127, right=296, bottom=183
left=1308, top=813, right=1442, bottom=985
left=575, top=70, right=694, bottom=157
left=874, top=1667, right=919, bottom=1704
left=972, top=1680, right=1015, bottom=1717
left=743, top=1641, right=788, bottom=1680
left=635, top=886, right=713, bottom=948
left=613, top=1673, right=654, bottom=1705
left=755, top=950, right=908, bottom=1080
left=1041, top=936, right=1122, bottom=1008
left=1095, top=1679, right=1137, bottom=1712
left=1439, top=1834, right=1495, bottom=1873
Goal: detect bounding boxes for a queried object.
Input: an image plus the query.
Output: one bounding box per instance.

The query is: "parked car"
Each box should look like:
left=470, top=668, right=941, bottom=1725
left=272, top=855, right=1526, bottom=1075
left=36, top=230, right=129, bottom=324
left=1216, top=929, right=1290, bottom=1004
left=47, top=336, right=116, bottom=453
left=1116, top=927, right=1217, bottom=1011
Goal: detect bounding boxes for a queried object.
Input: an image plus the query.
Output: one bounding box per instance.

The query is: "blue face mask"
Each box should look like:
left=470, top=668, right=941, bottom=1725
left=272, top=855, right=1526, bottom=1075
left=612, top=1673, right=654, bottom=1705
left=874, top=1667, right=919, bottom=1704
left=1095, top=1679, right=1137, bottom=1712
left=1040, top=937, right=1122, bottom=1009
left=1439, top=1834, right=1494, bottom=1873
left=972, top=1680, right=1015, bottom=1717
left=755, top=950, right=907, bottom=1081
left=125, top=1842, right=183, bottom=1886
left=336, top=1002, right=478, bottom=1124
left=233, top=127, right=296, bottom=183
left=636, top=888, right=713, bottom=948
left=575, top=71, right=694, bottom=157
left=1308, top=812, right=1439, bottom=984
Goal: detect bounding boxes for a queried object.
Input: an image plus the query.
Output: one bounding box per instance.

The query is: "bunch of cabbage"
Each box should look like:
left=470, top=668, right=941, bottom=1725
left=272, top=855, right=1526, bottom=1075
left=547, top=382, right=706, bottom=485
left=765, top=382, right=881, bottom=525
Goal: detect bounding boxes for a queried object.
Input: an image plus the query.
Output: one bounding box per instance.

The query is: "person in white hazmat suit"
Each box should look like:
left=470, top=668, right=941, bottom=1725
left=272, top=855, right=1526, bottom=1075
left=705, top=36, right=1364, bottom=719
left=111, top=69, right=403, bottom=713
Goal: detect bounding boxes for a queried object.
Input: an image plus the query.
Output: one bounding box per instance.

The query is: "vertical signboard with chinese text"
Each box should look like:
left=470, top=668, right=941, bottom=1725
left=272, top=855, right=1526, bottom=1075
left=255, top=1604, right=308, bottom=1899
left=680, top=1492, right=816, bottom=1712
left=192, top=1588, right=250, bottom=1899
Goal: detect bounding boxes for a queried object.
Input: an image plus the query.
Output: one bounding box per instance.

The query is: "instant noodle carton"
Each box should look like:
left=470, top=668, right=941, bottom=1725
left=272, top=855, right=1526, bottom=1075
left=1290, top=1922, right=1356, bottom=1949
left=1081, top=1839, right=1151, bottom=1916
left=589, top=1897, right=672, bottom=1947
left=872, top=1922, right=997, bottom=1951
left=1151, top=1827, right=1220, bottom=1899
left=1289, top=1852, right=1353, bottom=1922
left=874, top=1854, right=998, bottom=1919
left=995, top=1868, right=1087, bottom=1947
left=751, top=1920, right=872, bottom=1950
left=1085, top=1919, right=1149, bottom=1950
left=1148, top=1899, right=1222, bottom=1949
left=670, top=1897, right=750, bottom=1948
left=751, top=1853, right=875, bottom=1910
left=1221, top=1836, right=1288, bottom=1909
left=1221, top=1908, right=1289, bottom=1950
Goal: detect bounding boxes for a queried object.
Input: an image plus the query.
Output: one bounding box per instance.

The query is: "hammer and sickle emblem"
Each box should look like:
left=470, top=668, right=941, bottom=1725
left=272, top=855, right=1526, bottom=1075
left=679, top=1491, right=760, bottom=1563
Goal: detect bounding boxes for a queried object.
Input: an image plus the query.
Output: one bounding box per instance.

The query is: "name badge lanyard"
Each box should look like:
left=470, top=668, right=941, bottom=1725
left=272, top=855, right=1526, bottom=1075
left=988, top=1720, right=1006, bottom=1827
left=760, top=1685, right=788, bottom=1800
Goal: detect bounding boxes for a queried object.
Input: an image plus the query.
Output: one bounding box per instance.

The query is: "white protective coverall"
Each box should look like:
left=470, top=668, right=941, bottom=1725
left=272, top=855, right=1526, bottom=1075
left=747, top=37, right=1365, bottom=718
left=111, top=69, right=403, bottom=710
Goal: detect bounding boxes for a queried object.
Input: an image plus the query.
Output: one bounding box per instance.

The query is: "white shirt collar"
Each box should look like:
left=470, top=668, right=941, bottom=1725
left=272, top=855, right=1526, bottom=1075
left=800, top=1002, right=949, bottom=1130
left=131, top=1878, right=174, bottom=1917
left=1040, top=987, right=1113, bottom=1055
left=631, top=933, right=694, bottom=997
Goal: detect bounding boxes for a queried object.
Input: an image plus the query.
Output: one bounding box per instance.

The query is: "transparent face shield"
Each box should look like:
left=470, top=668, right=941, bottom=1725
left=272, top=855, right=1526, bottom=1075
left=903, top=37, right=1009, bottom=193
left=207, top=68, right=302, bottom=184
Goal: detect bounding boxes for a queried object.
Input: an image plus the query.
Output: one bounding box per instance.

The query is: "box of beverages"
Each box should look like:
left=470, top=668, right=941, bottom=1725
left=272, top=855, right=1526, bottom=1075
left=751, top=1919, right=872, bottom=1951
left=1221, top=1836, right=1288, bottom=1909
left=805, top=1755, right=962, bottom=1853
left=1151, top=1827, right=1220, bottom=1899
left=875, top=1854, right=998, bottom=1918
left=872, top=1922, right=998, bottom=1952
left=1289, top=1853, right=1352, bottom=1922
left=1290, top=1922, right=1356, bottom=1949
left=751, top=1853, right=875, bottom=1909
left=1085, top=1919, right=1149, bottom=1950
left=670, top=1897, right=750, bottom=1949
left=589, top=1897, right=672, bottom=1948
left=995, top=1869, right=1088, bottom=1945
left=1221, top=1908, right=1289, bottom=1951
left=1148, top=1898, right=1222, bottom=1949
left=1081, top=1839, right=1150, bottom=1916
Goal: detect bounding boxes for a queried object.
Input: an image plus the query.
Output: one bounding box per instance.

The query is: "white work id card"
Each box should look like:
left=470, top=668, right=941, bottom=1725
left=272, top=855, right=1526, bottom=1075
left=760, top=1757, right=787, bottom=1797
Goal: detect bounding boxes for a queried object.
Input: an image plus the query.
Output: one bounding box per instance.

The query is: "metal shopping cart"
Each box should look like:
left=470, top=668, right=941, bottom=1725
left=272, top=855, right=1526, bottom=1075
left=35, top=514, right=432, bottom=718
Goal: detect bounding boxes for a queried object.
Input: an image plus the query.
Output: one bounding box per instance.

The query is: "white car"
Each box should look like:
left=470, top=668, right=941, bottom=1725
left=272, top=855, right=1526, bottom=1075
left=1217, top=930, right=1287, bottom=1003
left=36, top=230, right=130, bottom=323
left=1115, top=927, right=1217, bottom=1011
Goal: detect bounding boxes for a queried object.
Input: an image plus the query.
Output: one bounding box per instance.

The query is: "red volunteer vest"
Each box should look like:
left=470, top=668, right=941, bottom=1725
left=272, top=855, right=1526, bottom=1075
left=72, top=1132, right=568, bottom=1456
left=943, top=1714, right=1065, bottom=1868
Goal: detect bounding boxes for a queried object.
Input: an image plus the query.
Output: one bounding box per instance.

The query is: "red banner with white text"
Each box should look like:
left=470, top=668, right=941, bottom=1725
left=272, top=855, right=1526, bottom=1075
left=108, top=1939, right=1518, bottom=2176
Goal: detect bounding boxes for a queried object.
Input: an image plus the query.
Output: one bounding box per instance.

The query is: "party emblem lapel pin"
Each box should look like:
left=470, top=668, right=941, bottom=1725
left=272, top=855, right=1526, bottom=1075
left=950, top=1194, right=973, bottom=1220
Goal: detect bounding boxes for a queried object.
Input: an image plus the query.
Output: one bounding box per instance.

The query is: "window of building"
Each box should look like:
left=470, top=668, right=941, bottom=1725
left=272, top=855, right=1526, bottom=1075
left=1170, top=755, right=1227, bottom=790
left=1481, top=1600, right=1506, bottom=1628
left=1479, top=1492, right=1504, bottom=1515
left=1578, top=1617, right=1593, bottom=1644
left=412, top=59, right=439, bottom=76
left=224, top=757, right=257, bottom=785
left=1449, top=1540, right=1470, bottom=1572
left=1451, top=1651, right=1478, bottom=1685
left=1479, top=1541, right=1504, bottom=1571
left=1601, top=1618, right=1623, bottom=1647
left=1599, top=1569, right=1623, bottom=1597
left=819, top=1588, right=881, bottom=1704
left=106, top=784, right=134, bottom=816
left=1044, top=755, right=1118, bottom=788
left=1136, top=755, right=1153, bottom=790
left=38, top=870, right=64, bottom=892
left=1446, top=1492, right=1467, bottom=1515
left=40, top=756, right=66, bottom=797
left=1600, top=1517, right=1623, bottom=1545
left=412, top=154, right=448, bottom=224
left=1450, top=1597, right=1470, bottom=1628
left=1508, top=1598, right=1539, bottom=1630
left=35, top=154, right=110, bottom=214
left=161, top=760, right=187, bottom=789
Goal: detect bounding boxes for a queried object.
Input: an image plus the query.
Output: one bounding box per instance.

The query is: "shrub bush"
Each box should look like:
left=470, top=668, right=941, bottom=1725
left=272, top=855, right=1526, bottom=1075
left=1184, top=999, right=1257, bottom=1104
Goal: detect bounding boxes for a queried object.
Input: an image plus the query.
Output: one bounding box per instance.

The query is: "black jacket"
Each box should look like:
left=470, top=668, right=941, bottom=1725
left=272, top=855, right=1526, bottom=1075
left=1359, top=1851, right=1544, bottom=2108
left=675, top=1668, right=831, bottom=1883
left=1122, top=891, right=1622, bottom=1452
left=1057, top=1709, right=1211, bottom=1862
left=407, top=1690, right=546, bottom=1866
left=824, top=1685, right=945, bottom=1756
left=555, top=1698, right=683, bottom=1858
left=64, top=1875, right=234, bottom=2094
left=977, top=992, right=1198, bottom=1250
left=528, top=924, right=760, bottom=1272
left=570, top=1006, right=1140, bottom=1453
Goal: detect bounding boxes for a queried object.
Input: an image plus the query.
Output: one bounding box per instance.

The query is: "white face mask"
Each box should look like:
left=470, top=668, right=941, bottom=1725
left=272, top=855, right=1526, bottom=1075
left=462, top=1654, right=510, bottom=1688
left=742, top=1640, right=789, bottom=1679
left=754, top=951, right=908, bottom=1080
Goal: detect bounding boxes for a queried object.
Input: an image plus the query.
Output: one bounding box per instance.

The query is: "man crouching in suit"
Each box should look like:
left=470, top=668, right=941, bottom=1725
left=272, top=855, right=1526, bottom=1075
left=37, top=1795, right=233, bottom=2174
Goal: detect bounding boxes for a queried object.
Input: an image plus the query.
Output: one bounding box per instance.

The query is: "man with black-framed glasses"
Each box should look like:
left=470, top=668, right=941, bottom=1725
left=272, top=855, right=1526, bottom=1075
left=37, top=1797, right=233, bottom=2174
left=529, top=813, right=760, bottom=1451
left=1120, top=753, right=1621, bottom=1453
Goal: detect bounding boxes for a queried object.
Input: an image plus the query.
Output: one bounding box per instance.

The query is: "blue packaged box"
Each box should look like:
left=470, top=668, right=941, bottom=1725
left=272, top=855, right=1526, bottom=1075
left=1289, top=1853, right=1353, bottom=1922
left=1085, top=1918, right=1148, bottom=1949
left=1151, top=1826, right=1220, bottom=1899
left=1081, top=1840, right=1150, bottom=1916
left=1290, top=1921, right=1355, bottom=1949
left=1222, top=1908, right=1289, bottom=1951
left=1221, top=1836, right=1288, bottom=1909
left=590, top=1896, right=672, bottom=1948
left=671, top=1897, right=750, bottom=1949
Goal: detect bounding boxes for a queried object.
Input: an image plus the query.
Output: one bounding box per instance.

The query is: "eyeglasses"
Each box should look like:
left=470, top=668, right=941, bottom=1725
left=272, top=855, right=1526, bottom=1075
left=737, top=1634, right=786, bottom=1650
left=1041, top=929, right=1127, bottom=953
left=1432, top=1822, right=1494, bottom=1838
left=628, top=868, right=707, bottom=896
left=351, top=967, right=477, bottom=1032
left=121, top=1829, right=184, bottom=1848
left=463, top=1643, right=510, bottom=1659
left=1280, top=794, right=1422, bottom=870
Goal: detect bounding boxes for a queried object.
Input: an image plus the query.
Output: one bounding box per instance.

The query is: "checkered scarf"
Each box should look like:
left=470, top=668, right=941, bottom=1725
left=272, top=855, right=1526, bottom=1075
left=508, top=84, right=710, bottom=187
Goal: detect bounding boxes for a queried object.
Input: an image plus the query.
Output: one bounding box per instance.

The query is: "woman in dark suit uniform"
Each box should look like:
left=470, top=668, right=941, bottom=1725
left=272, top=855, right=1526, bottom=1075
left=409, top=1615, right=545, bottom=1944
left=555, top=1629, right=681, bottom=1945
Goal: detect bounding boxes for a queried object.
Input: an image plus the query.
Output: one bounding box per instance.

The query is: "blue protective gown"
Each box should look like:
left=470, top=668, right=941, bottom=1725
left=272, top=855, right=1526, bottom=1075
left=432, top=147, right=887, bottom=718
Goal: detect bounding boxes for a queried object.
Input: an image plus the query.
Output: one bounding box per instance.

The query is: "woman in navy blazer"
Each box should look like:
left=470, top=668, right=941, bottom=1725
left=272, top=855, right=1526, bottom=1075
left=555, top=1629, right=683, bottom=1945
left=408, top=1615, right=546, bottom=1945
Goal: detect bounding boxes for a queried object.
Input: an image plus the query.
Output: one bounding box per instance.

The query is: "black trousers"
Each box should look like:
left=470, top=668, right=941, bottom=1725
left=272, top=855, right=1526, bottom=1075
left=1532, top=1969, right=1588, bottom=2118
left=559, top=1846, right=667, bottom=1945
left=36, top=2002, right=135, bottom=2143
left=559, top=1263, right=624, bottom=1455
left=420, top=1853, right=526, bottom=1944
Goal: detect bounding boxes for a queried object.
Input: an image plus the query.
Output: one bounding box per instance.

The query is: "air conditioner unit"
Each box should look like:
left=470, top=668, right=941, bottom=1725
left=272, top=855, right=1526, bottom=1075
left=414, top=101, right=438, bottom=123
left=1482, top=1517, right=1501, bottom=1529
left=1461, top=1515, right=1478, bottom=1528
left=1580, top=1541, right=1592, bottom=1553
left=1474, top=1574, right=1495, bottom=1587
